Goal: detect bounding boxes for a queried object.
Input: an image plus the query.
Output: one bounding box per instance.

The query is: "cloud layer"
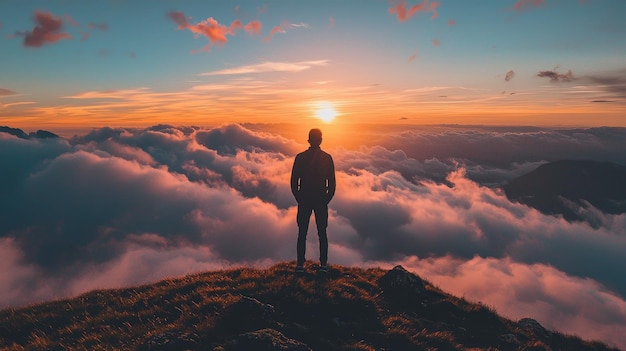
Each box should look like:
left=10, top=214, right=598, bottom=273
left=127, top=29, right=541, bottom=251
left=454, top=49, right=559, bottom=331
left=1, top=124, right=625, bottom=348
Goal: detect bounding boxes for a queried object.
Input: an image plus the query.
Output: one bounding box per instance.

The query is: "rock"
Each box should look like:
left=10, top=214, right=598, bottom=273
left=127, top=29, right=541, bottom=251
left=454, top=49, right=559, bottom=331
left=518, top=318, right=551, bottom=339
left=377, top=266, right=427, bottom=309
left=139, top=331, right=198, bottom=351
left=219, top=296, right=277, bottom=332
left=235, top=328, right=312, bottom=351
left=500, top=333, right=519, bottom=343
left=378, top=265, right=425, bottom=294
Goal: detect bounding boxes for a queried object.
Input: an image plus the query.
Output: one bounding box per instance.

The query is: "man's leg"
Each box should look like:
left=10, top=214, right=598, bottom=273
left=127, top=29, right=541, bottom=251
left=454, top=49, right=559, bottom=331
left=313, top=203, right=329, bottom=266
left=296, top=203, right=313, bottom=267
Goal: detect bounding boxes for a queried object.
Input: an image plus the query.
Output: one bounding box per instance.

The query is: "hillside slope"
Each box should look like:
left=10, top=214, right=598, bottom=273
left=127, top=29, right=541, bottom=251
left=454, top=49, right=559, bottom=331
left=0, top=262, right=618, bottom=351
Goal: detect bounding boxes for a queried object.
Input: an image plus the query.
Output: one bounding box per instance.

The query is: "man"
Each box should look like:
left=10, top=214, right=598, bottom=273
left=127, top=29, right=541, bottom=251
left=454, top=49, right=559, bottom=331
left=290, top=128, right=336, bottom=273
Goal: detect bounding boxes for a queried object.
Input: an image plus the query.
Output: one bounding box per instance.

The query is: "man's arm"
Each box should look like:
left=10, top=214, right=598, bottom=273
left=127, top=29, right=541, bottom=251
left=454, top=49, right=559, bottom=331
left=290, top=155, right=301, bottom=200
left=326, top=155, right=336, bottom=203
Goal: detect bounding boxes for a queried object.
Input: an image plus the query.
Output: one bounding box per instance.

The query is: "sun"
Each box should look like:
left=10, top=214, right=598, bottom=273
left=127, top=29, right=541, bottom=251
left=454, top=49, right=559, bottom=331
left=314, top=102, right=337, bottom=123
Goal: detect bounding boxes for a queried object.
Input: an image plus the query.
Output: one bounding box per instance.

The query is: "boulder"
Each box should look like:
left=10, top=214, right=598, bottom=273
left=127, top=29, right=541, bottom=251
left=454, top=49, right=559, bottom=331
left=378, top=265, right=425, bottom=294
left=219, top=296, right=277, bottom=332
left=518, top=318, right=551, bottom=339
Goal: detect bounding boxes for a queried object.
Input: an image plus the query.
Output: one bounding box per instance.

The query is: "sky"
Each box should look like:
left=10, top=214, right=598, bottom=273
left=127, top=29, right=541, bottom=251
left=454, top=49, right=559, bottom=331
left=1, top=0, right=626, bottom=133
left=2, top=1, right=626, bottom=349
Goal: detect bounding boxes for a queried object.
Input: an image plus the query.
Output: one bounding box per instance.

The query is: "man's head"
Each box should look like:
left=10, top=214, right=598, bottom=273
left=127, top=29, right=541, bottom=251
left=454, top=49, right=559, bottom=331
left=308, top=128, right=322, bottom=147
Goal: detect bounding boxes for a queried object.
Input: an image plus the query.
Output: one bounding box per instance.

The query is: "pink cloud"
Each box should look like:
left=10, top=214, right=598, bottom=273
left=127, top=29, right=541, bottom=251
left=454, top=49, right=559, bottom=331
left=17, top=11, right=72, bottom=47
left=64, top=14, right=79, bottom=27
left=263, top=22, right=287, bottom=42
left=388, top=0, right=439, bottom=22
left=512, top=0, right=545, bottom=11
left=244, top=20, right=262, bottom=35
left=263, top=21, right=312, bottom=43
left=432, top=38, right=440, bottom=46
left=448, top=19, right=456, bottom=26
left=408, top=49, right=418, bottom=62
left=168, top=11, right=261, bottom=50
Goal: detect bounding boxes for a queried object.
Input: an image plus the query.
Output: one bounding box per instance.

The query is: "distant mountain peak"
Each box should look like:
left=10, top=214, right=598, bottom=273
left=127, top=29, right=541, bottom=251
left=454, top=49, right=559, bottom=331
left=503, top=160, right=626, bottom=223
left=0, top=126, right=59, bottom=139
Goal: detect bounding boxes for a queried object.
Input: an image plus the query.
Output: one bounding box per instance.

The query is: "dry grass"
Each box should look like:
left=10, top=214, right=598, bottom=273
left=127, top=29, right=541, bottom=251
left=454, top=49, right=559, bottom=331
left=0, top=261, right=619, bottom=351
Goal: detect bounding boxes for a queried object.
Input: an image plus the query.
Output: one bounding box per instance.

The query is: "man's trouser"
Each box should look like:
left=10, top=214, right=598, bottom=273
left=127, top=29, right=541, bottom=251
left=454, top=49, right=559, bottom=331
left=296, top=202, right=328, bottom=266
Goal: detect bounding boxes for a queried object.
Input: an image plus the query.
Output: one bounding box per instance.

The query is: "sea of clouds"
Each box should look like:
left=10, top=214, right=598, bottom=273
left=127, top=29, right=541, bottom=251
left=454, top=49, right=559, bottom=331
left=1, top=123, right=625, bottom=348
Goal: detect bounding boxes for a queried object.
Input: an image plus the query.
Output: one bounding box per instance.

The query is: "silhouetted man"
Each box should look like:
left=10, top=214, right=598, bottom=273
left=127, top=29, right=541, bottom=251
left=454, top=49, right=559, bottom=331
left=291, top=128, right=336, bottom=273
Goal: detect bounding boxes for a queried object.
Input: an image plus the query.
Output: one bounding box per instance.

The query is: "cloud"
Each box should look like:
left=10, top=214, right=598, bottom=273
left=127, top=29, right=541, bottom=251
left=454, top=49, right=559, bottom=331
left=167, top=10, right=261, bottom=51
left=15, top=11, right=72, bottom=47
left=263, top=21, right=310, bottom=42
left=512, top=0, right=545, bottom=11
left=505, top=69, right=515, bottom=82
left=388, top=0, right=440, bottom=22
left=408, top=49, right=418, bottom=62
left=1, top=124, right=626, bottom=349
left=64, top=14, right=79, bottom=27
left=0, top=88, right=17, bottom=96
left=432, top=38, right=440, bottom=47
left=244, top=20, right=262, bottom=35
left=537, top=69, right=575, bottom=82
left=202, top=60, right=329, bottom=76
left=88, top=22, right=108, bottom=31
left=447, top=19, right=456, bottom=26
left=586, top=71, right=626, bottom=98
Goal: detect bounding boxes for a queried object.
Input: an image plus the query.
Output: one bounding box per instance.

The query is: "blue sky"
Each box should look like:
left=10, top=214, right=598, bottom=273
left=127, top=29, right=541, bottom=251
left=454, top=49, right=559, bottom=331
left=1, top=0, right=626, bottom=132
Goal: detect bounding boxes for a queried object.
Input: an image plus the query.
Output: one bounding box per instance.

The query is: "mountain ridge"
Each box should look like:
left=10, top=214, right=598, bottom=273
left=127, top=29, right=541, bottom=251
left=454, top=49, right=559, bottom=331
left=0, top=262, right=618, bottom=351
left=503, top=160, right=626, bottom=224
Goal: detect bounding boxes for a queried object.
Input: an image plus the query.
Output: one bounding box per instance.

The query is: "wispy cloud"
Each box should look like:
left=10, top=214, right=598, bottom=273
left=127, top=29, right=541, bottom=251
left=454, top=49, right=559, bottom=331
left=15, top=11, right=72, bottom=48
left=388, top=0, right=439, bottom=22
left=201, top=60, right=329, bottom=76
left=263, top=21, right=310, bottom=42
left=244, top=20, right=262, bottom=35
left=512, top=0, right=545, bottom=11
left=64, top=14, right=79, bottom=27
left=0, top=88, right=17, bottom=96
left=87, top=22, right=108, bottom=31
left=586, top=71, right=626, bottom=98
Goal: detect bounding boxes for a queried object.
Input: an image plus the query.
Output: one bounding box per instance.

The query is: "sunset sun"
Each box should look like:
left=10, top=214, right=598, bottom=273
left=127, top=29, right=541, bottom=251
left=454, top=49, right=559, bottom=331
left=314, top=102, right=337, bottom=123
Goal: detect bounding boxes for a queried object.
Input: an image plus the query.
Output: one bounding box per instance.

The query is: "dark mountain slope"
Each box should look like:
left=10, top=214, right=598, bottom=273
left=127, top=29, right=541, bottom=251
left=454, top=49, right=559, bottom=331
left=0, top=262, right=617, bottom=351
left=0, top=126, right=59, bottom=139
left=503, top=160, right=626, bottom=222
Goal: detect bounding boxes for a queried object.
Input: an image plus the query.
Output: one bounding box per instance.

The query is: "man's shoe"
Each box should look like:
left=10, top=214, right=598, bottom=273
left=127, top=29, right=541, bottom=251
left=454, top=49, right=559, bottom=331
left=318, top=265, right=328, bottom=273
left=295, top=265, right=305, bottom=273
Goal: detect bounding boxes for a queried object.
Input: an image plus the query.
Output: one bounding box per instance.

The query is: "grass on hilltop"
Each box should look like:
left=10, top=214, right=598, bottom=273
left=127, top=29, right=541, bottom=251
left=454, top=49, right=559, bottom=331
left=0, top=261, right=619, bottom=351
